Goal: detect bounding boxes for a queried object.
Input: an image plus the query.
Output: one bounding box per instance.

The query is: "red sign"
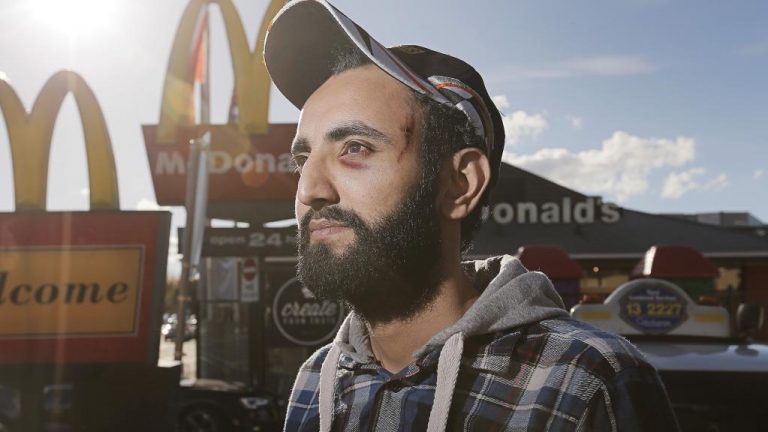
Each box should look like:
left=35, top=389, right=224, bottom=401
left=143, top=124, right=299, bottom=205
left=242, top=258, right=257, bottom=282
left=0, top=211, right=171, bottom=364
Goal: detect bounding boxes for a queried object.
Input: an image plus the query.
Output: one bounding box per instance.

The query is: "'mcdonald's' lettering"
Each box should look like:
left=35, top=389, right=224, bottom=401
left=490, top=197, right=622, bottom=225
left=154, top=149, right=295, bottom=175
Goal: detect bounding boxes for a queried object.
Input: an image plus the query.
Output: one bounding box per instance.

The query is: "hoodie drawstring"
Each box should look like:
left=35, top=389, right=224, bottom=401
left=318, top=333, right=465, bottom=432
left=427, top=331, right=465, bottom=432
left=319, top=342, right=342, bottom=432
left=310, top=256, right=567, bottom=431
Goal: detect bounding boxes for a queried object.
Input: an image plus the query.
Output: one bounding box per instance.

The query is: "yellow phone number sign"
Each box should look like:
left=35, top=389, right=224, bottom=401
left=619, top=284, right=687, bottom=334
left=624, top=302, right=684, bottom=317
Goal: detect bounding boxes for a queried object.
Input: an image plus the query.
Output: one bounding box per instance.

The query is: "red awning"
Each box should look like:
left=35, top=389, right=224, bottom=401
left=631, top=245, right=719, bottom=279
left=516, top=245, right=584, bottom=279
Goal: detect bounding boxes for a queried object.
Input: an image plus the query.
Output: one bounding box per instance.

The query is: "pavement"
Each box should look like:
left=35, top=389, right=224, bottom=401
left=158, top=338, right=197, bottom=379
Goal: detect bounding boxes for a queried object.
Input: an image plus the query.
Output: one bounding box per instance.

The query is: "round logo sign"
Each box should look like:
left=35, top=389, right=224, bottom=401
left=272, top=277, right=344, bottom=346
left=618, top=280, right=688, bottom=334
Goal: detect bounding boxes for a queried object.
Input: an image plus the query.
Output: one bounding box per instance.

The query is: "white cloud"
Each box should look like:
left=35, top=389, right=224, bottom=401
left=704, top=173, right=729, bottom=191
left=502, top=110, right=548, bottom=146
left=754, top=169, right=765, bottom=179
left=662, top=168, right=729, bottom=199
left=490, top=55, right=657, bottom=81
left=492, top=95, right=510, bottom=110
left=661, top=168, right=704, bottom=199
left=491, top=95, right=548, bottom=146
left=566, top=115, right=584, bottom=129
left=504, top=131, right=695, bottom=201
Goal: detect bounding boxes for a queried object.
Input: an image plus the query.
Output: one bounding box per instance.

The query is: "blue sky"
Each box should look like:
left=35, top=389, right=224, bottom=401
left=0, top=0, right=766, bottom=229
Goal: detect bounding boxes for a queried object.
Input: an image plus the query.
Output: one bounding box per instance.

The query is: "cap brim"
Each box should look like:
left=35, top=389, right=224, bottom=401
left=264, top=1, right=346, bottom=108
left=264, top=0, right=445, bottom=109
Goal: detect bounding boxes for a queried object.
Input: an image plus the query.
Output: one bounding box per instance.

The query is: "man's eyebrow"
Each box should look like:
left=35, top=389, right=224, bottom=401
left=325, top=121, right=391, bottom=144
left=291, top=137, right=310, bottom=155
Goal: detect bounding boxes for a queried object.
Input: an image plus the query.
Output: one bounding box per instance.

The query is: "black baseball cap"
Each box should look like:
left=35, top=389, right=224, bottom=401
left=263, top=0, right=505, bottom=188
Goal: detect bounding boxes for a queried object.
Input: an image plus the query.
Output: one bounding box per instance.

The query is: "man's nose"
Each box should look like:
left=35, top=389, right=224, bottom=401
left=296, top=154, right=339, bottom=211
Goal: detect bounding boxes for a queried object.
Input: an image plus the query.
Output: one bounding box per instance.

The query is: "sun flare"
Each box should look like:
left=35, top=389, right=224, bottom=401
left=29, top=0, right=118, bottom=40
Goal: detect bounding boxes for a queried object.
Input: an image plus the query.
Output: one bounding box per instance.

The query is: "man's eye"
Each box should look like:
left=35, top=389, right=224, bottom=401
left=341, top=141, right=370, bottom=156
left=347, top=143, right=364, bottom=154
left=291, top=155, right=307, bottom=173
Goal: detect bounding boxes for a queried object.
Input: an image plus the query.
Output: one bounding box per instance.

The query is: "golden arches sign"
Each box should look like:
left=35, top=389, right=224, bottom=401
left=157, top=0, right=284, bottom=143
left=0, top=70, right=119, bottom=211
left=0, top=72, right=169, bottom=364
left=146, top=0, right=298, bottom=206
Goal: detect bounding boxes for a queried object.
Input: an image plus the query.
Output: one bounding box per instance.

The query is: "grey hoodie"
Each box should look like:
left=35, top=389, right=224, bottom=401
left=317, top=255, right=570, bottom=432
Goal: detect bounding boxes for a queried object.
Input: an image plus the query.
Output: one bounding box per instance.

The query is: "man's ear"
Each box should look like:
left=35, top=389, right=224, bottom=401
left=440, top=148, right=491, bottom=220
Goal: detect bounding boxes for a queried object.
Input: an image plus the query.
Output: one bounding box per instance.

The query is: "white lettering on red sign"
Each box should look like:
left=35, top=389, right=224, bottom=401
left=154, top=151, right=294, bottom=176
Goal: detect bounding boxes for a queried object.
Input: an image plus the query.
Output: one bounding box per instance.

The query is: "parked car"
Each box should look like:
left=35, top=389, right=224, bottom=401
left=162, top=313, right=198, bottom=342
left=572, top=278, right=767, bottom=431
left=0, top=385, right=20, bottom=432
left=0, top=377, right=282, bottom=432
left=41, top=383, right=74, bottom=432
left=175, top=379, right=282, bottom=432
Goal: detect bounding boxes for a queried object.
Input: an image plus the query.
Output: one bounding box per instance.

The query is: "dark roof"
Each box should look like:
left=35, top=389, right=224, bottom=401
left=471, top=163, right=768, bottom=259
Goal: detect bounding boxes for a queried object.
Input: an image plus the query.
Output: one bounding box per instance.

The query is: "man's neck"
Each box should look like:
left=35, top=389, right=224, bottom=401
left=367, top=264, right=478, bottom=374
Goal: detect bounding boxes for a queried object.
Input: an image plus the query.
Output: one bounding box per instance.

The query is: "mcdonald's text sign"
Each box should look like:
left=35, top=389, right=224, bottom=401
left=144, top=0, right=297, bottom=205
left=144, top=124, right=298, bottom=205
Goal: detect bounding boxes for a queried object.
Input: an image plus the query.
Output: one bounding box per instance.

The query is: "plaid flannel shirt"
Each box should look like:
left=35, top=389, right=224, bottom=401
left=284, top=317, right=679, bottom=431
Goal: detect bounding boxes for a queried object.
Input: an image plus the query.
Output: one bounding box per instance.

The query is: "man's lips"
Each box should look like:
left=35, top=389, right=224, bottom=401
left=308, top=219, right=349, bottom=240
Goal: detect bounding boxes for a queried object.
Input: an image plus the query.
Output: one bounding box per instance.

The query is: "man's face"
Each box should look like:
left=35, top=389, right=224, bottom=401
left=291, top=65, right=443, bottom=323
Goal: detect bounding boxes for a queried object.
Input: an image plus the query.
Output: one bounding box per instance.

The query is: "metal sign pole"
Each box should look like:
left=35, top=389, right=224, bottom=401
left=174, top=1, right=211, bottom=364
left=175, top=139, right=202, bottom=361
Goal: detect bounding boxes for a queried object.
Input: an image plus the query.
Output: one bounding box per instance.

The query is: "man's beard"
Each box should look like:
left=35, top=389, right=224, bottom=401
left=296, top=175, right=442, bottom=324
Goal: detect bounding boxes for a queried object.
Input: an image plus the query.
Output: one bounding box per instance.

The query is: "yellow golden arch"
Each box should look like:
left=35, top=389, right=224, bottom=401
left=0, top=70, right=119, bottom=211
left=157, top=0, right=284, bottom=144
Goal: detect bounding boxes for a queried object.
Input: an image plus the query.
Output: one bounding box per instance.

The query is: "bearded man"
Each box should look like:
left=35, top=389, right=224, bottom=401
left=263, top=1, right=679, bottom=431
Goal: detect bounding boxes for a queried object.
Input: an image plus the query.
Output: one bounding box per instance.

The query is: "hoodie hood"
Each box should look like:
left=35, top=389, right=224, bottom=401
left=417, top=254, right=568, bottom=356
left=318, top=255, right=569, bottom=432
left=334, top=255, right=568, bottom=360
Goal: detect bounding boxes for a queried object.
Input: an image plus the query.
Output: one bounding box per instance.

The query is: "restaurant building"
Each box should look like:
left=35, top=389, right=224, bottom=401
left=473, top=163, right=768, bottom=312
left=193, top=162, right=768, bottom=398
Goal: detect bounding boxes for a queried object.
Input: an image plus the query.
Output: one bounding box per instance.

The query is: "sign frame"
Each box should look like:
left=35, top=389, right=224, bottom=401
left=0, top=211, right=171, bottom=364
